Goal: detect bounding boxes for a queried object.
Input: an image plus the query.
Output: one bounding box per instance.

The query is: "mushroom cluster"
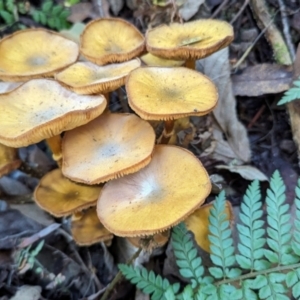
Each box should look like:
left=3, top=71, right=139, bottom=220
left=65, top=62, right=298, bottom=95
left=0, top=17, right=234, bottom=252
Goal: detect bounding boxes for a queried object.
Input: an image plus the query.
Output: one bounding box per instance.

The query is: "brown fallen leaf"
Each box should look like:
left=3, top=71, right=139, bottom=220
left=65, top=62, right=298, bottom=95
left=179, top=0, right=204, bottom=20
left=107, top=0, right=124, bottom=15
left=197, top=47, right=251, bottom=163
left=232, top=63, right=293, bottom=96
left=68, top=2, right=93, bottom=23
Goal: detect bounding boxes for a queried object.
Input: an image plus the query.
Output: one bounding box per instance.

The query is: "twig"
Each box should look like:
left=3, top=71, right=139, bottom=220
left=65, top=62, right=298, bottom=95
left=210, top=0, right=229, bottom=19
left=277, top=0, right=296, bottom=61
left=57, top=228, right=103, bottom=292
left=100, top=247, right=143, bottom=300
left=230, top=0, right=250, bottom=24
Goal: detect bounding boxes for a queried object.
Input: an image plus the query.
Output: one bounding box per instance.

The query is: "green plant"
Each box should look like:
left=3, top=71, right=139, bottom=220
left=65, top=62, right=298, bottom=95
left=278, top=76, right=300, bottom=105
left=0, top=0, right=70, bottom=31
left=31, top=0, right=70, bottom=31
left=119, top=170, right=300, bottom=299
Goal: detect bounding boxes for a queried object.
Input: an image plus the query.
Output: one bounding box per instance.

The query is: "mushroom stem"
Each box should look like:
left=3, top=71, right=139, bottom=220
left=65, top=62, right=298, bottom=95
left=46, top=135, right=62, bottom=167
left=185, top=58, right=196, bottom=70
left=159, top=120, right=175, bottom=144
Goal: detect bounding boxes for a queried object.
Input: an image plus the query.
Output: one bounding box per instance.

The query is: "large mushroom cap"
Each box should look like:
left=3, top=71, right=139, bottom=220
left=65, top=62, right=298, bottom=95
left=55, top=59, right=141, bottom=94
left=71, top=208, right=114, bottom=246
left=97, top=145, right=211, bottom=236
left=0, top=79, right=106, bottom=147
left=146, top=19, right=233, bottom=60
left=80, top=18, right=145, bottom=65
left=34, top=169, right=102, bottom=217
left=126, top=66, right=218, bottom=120
left=0, top=29, right=79, bottom=81
left=62, top=113, right=155, bottom=184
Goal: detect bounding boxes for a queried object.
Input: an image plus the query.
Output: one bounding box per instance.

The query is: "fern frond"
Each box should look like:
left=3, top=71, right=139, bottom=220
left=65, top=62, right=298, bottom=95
left=265, top=171, right=297, bottom=265
left=172, top=223, right=204, bottom=288
left=236, top=180, right=267, bottom=271
left=292, top=179, right=300, bottom=256
left=208, top=191, right=239, bottom=279
left=118, top=264, right=180, bottom=300
left=277, top=76, right=300, bottom=105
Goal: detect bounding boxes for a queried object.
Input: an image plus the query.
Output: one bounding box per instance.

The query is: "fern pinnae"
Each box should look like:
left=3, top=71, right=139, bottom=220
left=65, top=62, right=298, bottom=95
left=236, top=180, right=266, bottom=271
left=208, top=190, right=237, bottom=279
left=172, top=223, right=204, bottom=288
left=265, top=171, right=296, bottom=266
left=277, top=76, right=300, bottom=105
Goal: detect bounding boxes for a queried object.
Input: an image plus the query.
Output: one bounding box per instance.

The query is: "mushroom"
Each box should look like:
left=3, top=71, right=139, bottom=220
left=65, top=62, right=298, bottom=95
left=0, top=143, right=21, bottom=177
left=97, top=145, right=211, bottom=236
left=0, top=79, right=106, bottom=164
left=34, top=169, right=102, bottom=217
left=184, top=201, right=234, bottom=253
left=62, top=113, right=155, bottom=184
left=0, top=29, right=79, bottom=81
left=0, top=81, right=22, bottom=94
left=146, top=19, right=233, bottom=69
left=141, top=53, right=184, bottom=67
left=126, top=66, right=217, bottom=143
left=55, top=59, right=141, bottom=95
left=71, top=208, right=114, bottom=246
left=80, top=18, right=145, bottom=65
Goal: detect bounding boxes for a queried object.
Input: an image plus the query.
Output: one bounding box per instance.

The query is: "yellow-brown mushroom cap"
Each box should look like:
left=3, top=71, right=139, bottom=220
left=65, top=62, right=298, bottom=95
left=62, top=113, right=155, bottom=184
left=97, top=145, right=211, bottom=237
left=0, top=29, right=79, bottom=81
left=0, top=79, right=107, bottom=147
left=55, top=59, right=141, bottom=94
left=71, top=208, right=114, bottom=246
left=80, top=18, right=145, bottom=65
left=185, top=201, right=234, bottom=253
left=146, top=19, right=233, bottom=60
left=141, top=53, right=184, bottom=67
left=127, top=231, right=170, bottom=250
left=34, top=169, right=102, bottom=217
left=126, top=66, right=218, bottom=120
left=0, top=143, right=21, bottom=177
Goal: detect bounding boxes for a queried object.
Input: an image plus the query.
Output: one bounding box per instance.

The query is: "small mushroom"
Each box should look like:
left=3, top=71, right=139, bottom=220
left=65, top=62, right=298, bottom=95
left=126, top=66, right=218, bottom=143
left=0, top=143, right=21, bottom=177
left=71, top=208, right=114, bottom=246
left=146, top=19, right=233, bottom=69
left=80, top=18, right=145, bottom=65
left=141, top=53, right=184, bottom=67
left=97, top=145, right=211, bottom=236
left=62, top=113, right=155, bottom=184
left=55, top=59, right=141, bottom=95
left=0, top=79, right=106, bottom=164
left=34, top=169, right=102, bottom=217
left=0, top=29, right=79, bottom=81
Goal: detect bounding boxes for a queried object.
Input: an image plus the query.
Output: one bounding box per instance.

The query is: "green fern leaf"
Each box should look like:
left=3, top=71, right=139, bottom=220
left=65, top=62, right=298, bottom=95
left=208, top=191, right=237, bottom=278
left=278, top=76, right=300, bottom=105
left=292, top=179, right=300, bottom=257
left=119, top=264, right=169, bottom=299
left=172, top=223, right=204, bottom=287
left=236, top=180, right=267, bottom=271
left=265, top=171, right=297, bottom=265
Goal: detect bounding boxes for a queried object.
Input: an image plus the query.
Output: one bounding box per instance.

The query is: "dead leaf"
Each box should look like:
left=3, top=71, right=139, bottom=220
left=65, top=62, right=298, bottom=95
left=135, top=289, right=150, bottom=300
left=0, top=209, right=43, bottom=249
left=107, top=0, right=124, bottom=15
left=197, top=47, right=251, bottom=163
left=215, top=164, right=269, bottom=181
left=179, top=0, right=204, bottom=20
left=10, top=285, right=41, bottom=300
left=0, top=176, right=31, bottom=196
left=68, top=2, right=93, bottom=23
left=232, top=63, right=293, bottom=96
